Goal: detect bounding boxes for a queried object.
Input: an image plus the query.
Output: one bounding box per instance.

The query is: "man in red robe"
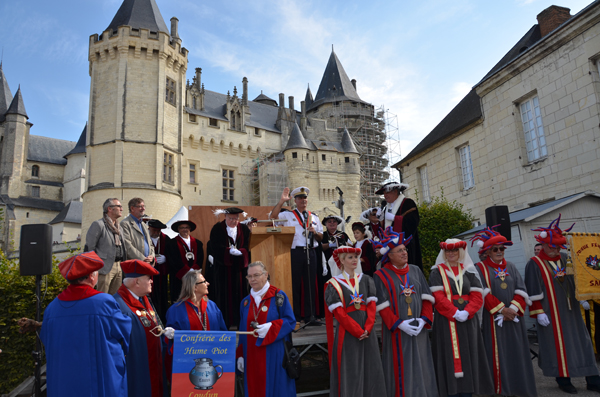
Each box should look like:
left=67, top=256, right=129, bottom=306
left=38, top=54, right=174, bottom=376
left=165, top=220, right=203, bottom=302
left=148, top=219, right=170, bottom=321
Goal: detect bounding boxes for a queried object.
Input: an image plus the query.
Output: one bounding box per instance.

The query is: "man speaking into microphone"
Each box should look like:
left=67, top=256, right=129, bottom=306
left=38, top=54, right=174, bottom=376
left=272, top=187, right=323, bottom=324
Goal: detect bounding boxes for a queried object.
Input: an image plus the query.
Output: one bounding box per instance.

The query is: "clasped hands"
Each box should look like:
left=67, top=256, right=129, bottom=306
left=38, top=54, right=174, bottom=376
left=397, top=318, right=426, bottom=336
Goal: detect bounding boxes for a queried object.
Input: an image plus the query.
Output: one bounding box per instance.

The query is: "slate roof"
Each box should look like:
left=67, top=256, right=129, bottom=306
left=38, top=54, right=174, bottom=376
left=0, top=195, right=64, bottom=212
left=305, top=85, right=314, bottom=109
left=106, top=0, right=170, bottom=34
left=49, top=201, right=83, bottom=225
left=64, top=124, right=87, bottom=158
left=6, top=87, right=28, bottom=119
left=340, top=127, right=359, bottom=154
left=28, top=135, right=76, bottom=165
left=284, top=123, right=310, bottom=150
left=0, top=63, right=12, bottom=122
left=395, top=7, right=578, bottom=167
left=309, top=50, right=368, bottom=111
left=185, top=89, right=281, bottom=133
left=252, top=92, right=278, bottom=107
left=456, top=192, right=600, bottom=237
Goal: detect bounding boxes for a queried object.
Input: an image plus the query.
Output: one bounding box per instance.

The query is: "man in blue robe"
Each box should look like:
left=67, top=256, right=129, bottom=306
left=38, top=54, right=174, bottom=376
left=41, top=252, right=132, bottom=397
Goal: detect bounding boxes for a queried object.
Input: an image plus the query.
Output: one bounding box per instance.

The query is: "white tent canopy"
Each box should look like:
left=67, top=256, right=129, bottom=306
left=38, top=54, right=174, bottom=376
left=164, top=206, right=189, bottom=238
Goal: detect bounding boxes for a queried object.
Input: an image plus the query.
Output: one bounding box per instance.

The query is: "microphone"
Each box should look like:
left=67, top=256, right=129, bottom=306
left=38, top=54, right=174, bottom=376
left=303, top=211, right=313, bottom=240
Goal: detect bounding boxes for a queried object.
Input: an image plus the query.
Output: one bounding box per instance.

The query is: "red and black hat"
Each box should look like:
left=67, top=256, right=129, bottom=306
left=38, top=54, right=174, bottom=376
left=470, top=225, right=513, bottom=254
left=532, top=214, right=574, bottom=249
left=332, top=246, right=362, bottom=269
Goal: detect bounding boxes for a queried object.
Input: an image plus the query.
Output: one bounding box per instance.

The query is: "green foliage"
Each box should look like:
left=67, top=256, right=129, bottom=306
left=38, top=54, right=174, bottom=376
left=417, top=188, right=475, bottom=278
left=0, top=251, right=67, bottom=395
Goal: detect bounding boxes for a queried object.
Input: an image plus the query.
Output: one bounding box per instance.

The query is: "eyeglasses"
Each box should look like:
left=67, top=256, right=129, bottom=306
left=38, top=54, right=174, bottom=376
left=492, top=247, right=506, bottom=252
left=134, top=205, right=146, bottom=209
left=110, top=205, right=123, bottom=208
left=196, top=280, right=207, bottom=285
left=390, top=248, right=408, bottom=254
left=246, top=273, right=265, bottom=280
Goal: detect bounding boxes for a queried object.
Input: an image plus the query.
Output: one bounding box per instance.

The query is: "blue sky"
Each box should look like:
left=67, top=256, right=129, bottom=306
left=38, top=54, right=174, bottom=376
left=0, top=0, right=593, bottom=170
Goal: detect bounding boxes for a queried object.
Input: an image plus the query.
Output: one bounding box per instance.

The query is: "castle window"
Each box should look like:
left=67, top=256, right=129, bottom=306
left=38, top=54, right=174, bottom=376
left=166, top=77, right=176, bottom=106
left=418, top=165, right=430, bottom=203
left=322, top=154, right=326, bottom=161
left=222, top=169, right=235, bottom=201
left=189, top=163, right=196, bottom=184
left=458, top=145, right=475, bottom=190
left=163, top=152, right=174, bottom=184
left=188, top=114, right=196, bottom=123
left=254, top=128, right=260, bottom=136
left=31, top=186, right=40, bottom=198
left=192, top=96, right=197, bottom=109
left=32, top=165, right=39, bottom=177
left=209, top=118, right=218, bottom=127
left=292, top=152, right=298, bottom=159
left=345, top=157, right=349, bottom=163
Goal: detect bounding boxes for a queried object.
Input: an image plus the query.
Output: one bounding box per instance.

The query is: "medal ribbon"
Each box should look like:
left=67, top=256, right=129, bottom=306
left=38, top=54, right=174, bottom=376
left=398, top=272, right=414, bottom=316
left=449, top=263, right=464, bottom=298
left=342, top=272, right=361, bottom=306
left=438, top=264, right=463, bottom=377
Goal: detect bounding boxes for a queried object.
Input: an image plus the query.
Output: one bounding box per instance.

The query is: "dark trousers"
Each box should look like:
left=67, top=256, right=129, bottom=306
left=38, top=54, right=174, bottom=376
left=291, top=248, right=317, bottom=321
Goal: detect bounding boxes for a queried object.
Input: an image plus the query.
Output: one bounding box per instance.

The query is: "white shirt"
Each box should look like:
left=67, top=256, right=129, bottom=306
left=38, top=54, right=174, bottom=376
left=226, top=225, right=237, bottom=242
left=180, top=235, right=191, bottom=250
left=277, top=210, right=323, bottom=249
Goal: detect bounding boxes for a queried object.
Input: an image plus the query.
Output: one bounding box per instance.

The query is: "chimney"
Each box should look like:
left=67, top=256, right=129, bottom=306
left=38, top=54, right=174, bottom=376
left=289, top=96, right=295, bottom=110
left=195, top=68, right=202, bottom=89
left=170, top=17, right=180, bottom=40
left=537, top=6, right=571, bottom=37
left=242, top=77, right=248, bottom=106
left=279, top=93, right=285, bottom=108
left=301, top=101, right=306, bottom=117
left=351, top=79, right=357, bottom=91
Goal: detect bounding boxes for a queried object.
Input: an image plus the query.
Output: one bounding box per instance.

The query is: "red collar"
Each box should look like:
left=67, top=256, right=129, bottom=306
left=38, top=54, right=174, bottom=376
left=537, top=250, right=561, bottom=262
left=383, top=262, right=409, bottom=275
left=484, top=257, right=506, bottom=269
left=58, top=284, right=102, bottom=301
left=116, top=284, right=148, bottom=310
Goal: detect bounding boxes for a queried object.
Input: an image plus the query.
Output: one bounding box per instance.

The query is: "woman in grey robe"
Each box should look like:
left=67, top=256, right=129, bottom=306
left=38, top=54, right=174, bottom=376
left=324, top=246, right=386, bottom=397
left=471, top=226, right=537, bottom=397
left=373, top=228, right=438, bottom=397
left=429, top=239, right=494, bottom=397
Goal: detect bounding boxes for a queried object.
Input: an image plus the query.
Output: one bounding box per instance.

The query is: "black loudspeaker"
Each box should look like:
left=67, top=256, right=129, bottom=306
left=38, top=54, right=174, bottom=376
left=20, top=224, right=53, bottom=276
left=485, top=205, right=511, bottom=241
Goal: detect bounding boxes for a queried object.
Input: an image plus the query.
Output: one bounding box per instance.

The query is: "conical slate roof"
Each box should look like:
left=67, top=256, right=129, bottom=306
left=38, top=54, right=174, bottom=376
left=64, top=124, right=87, bottom=158
left=340, top=127, right=359, bottom=154
left=253, top=92, right=278, bottom=107
left=309, top=49, right=364, bottom=110
left=304, top=84, right=313, bottom=109
left=6, top=86, right=28, bottom=119
left=0, top=63, right=13, bottom=122
left=284, top=123, right=310, bottom=151
left=106, top=0, right=170, bottom=34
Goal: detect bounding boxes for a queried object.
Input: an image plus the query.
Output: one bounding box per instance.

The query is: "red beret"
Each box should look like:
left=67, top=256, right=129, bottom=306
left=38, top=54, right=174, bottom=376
left=439, top=241, right=467, bottom=251
left=59, top=251, right=104, bottom=281
left=332, top=247, right=362, bottom=269
left=120, top=259, right=159, bottom=278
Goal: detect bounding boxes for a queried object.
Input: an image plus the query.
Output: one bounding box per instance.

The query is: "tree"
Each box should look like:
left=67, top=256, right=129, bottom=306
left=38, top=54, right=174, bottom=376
left=416, top=189, right=475, bottom=277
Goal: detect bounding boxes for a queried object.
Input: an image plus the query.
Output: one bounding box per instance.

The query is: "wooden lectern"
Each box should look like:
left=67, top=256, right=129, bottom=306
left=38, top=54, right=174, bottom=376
left=249, top=226, right=295, bottom=306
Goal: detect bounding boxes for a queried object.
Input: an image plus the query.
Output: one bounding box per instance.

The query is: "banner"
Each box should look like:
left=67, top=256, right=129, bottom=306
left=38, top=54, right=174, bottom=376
left=172, top=331, right=236, bottom=397
left=569, top=233, right=600, bottom=300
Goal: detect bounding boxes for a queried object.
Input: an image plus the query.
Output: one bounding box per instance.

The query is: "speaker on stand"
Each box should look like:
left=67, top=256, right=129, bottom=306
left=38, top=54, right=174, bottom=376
left=485, top=205, right=511, bottom=241
left=20, top=224, right=53, bottom=397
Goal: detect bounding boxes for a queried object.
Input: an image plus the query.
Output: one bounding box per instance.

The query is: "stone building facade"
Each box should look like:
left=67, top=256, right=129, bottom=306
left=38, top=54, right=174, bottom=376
left=395, top=3, right=600, bottom=224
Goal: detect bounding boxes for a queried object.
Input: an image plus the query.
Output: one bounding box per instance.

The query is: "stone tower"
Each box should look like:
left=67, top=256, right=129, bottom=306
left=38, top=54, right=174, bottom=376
left=82, top=0, right=188, bottom=238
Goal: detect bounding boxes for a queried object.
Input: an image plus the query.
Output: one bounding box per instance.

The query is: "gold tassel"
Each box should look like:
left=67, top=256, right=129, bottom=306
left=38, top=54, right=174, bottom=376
left=407, top=305, right=412, bottom=317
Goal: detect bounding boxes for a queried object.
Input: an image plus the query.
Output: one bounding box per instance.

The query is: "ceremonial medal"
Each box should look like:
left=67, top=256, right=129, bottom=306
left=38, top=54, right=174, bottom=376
left=399, top=272, right=415, bottom=316
left=354, top=302, right=361, bottom=310
left=186, top=251, right=195, bottom=261
left=261, top=306, right=268, bottom=312
left=136, top=310, right=142, bottom=316
left=494, top=267, right=510, bottom=290
left=250, top=321, right=259, bottom=330
left=500, top=282, right=508, bottom=289
left=343, top=272, right=364, bottom=310
left=458, top=297, right=465, bottom=304
left=141, top=317, right=151, bottom=327
left=405, top=296, right=413, bottom=304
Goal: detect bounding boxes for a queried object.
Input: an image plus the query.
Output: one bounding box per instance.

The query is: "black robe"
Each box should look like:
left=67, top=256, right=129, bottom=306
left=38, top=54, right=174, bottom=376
left=381, top=198, right=423, bottom=270
left=207, top=221, right=250, bottom=329
left=165, top=235, right=203, bottom=303
left=150, top=232, right=170, bottom=322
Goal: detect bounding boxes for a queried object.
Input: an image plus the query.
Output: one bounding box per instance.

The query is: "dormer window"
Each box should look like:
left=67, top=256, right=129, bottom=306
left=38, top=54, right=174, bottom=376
left=32, top=165, right=39, bottom=177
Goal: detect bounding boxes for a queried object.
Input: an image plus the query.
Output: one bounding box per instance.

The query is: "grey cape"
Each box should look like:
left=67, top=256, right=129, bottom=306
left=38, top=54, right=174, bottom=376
left=324, top=273, right=386, bottom=397
left=429, top=264, right=494, bottom=397
left=475, top=259, right=537, bottom=397
left=525, top=252, right=599, bottom=378
left=374, top=264, right=438, bottom=397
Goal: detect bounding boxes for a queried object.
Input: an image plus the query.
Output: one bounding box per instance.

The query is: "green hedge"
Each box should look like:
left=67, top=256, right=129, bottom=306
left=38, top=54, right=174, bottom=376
left=417, top=189, right=475, bottom=278
left=0, top=251, right=68, bottom=395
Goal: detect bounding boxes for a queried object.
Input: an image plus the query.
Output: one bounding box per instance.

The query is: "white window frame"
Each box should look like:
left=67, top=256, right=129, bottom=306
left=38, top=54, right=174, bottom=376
left=459, top=145, right=475, bottom=190
left=418, top=166, right=430, bottom=203
left=520, top=96, right=547, bottom=162
left=163, top=152, right=174, bottom=184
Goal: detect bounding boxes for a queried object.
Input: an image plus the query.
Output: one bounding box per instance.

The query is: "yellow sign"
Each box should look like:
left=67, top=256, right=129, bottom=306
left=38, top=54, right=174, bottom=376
left=568, top=233, right=600, bottom=300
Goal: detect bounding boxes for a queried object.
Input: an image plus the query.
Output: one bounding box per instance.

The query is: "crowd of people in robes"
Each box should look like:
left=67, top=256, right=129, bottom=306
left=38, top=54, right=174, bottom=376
left=32, top=182, right=600, bottom=397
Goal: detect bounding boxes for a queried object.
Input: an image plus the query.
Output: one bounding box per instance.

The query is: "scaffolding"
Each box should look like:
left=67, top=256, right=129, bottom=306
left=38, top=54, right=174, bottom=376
left=327, top=101, right=401, bottom=210
left=241, top=152, right=289, bottom=207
